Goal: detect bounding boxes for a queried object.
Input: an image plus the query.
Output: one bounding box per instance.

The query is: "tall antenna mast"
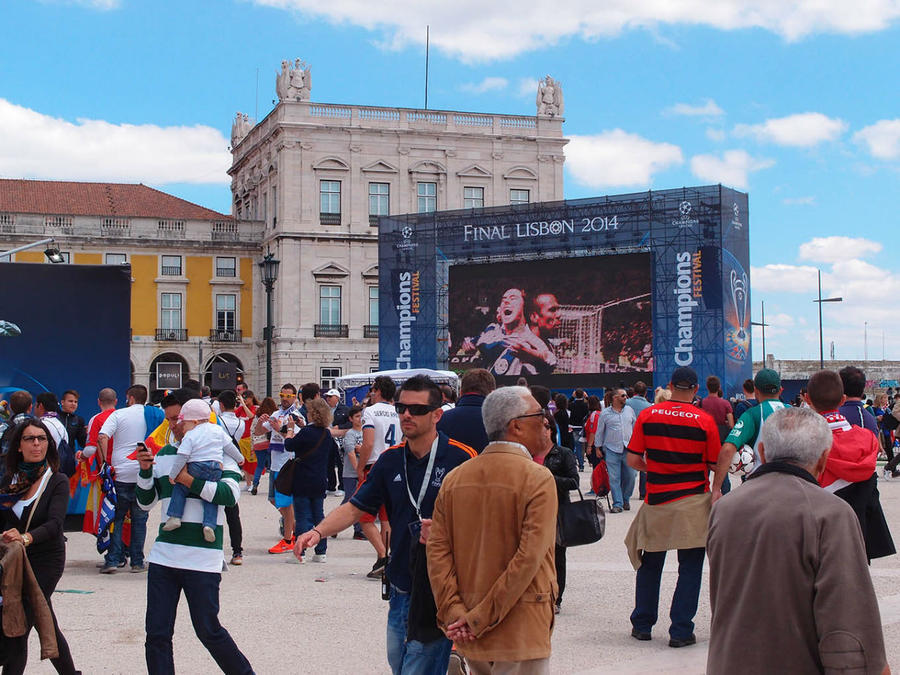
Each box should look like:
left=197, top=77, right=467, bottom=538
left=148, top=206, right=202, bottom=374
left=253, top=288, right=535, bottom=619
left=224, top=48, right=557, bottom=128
left=424, top=25, right=430, bottom=109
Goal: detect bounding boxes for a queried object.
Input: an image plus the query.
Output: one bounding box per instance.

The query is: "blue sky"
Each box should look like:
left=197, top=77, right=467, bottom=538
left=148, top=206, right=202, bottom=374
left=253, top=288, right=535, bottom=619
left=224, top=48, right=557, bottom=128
left=3, top=0, right=900, bottom=362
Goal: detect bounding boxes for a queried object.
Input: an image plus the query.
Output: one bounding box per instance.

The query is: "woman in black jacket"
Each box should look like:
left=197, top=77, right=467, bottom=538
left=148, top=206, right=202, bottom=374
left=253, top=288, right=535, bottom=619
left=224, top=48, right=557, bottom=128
left=538, top=411, right=579, bottom=613
left=0, top=418, right=79, bottom=674
left=283, top=398, right=334, bottom=561
left=553, top=394, right=574, bottom=450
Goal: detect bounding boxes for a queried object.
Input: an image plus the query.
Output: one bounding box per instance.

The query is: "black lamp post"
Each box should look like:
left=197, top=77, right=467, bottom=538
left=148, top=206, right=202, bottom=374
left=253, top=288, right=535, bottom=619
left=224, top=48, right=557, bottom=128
left=258, top=251, right=280, bottom=397
left=813, top=269, right=842, bottom=370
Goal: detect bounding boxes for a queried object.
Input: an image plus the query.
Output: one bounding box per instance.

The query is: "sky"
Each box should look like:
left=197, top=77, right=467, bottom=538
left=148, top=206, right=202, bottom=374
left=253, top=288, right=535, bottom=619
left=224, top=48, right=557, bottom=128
left=3, top=0, right=900, bottom=363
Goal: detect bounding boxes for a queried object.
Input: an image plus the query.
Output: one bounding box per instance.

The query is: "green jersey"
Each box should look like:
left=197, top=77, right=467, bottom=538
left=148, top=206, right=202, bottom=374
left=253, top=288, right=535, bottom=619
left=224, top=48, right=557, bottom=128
left=724, top=399, right=786, bottom=470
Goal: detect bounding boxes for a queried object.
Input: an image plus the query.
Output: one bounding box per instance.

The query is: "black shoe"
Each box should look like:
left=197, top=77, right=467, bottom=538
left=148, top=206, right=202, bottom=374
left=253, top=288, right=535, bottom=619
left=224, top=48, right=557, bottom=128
left=367, top=556, right=388, bottom=579
left=611, top=506, right=623, bottom=513
left=631, top=627, right=651, bottom=641
left=353, top=532, right=366, bottom=540
left=623, top=502, right=631, bottom=511
left=668, top=634, right=696, bottom=648
left=251, top=485, right=258, bottom=495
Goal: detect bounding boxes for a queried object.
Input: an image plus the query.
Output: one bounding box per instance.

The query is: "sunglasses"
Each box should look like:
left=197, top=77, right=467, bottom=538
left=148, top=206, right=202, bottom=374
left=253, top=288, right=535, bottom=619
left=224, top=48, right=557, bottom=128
left=22, top=435, right=48, bottom=444
left=279, top=393, right=296, bottom=399
left=394, top=403, right=438, bottom=416
left=513, top=411, right=545, bottom=421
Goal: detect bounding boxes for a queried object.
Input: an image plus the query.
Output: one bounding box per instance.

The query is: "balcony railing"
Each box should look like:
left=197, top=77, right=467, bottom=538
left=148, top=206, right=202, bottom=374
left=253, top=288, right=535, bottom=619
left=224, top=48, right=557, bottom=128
left=160, top=266, right=182, bottom=276
left=210, top=328, right=243, bottom=342
left=215, top=267, right=236, bottom=277
left=320, top=212, right=341, bottom=225
left=314, top=324, right=348, bottom=338
left=363, top=325, right=379, bottom=339
left=156, top=328, right=187, bottom=341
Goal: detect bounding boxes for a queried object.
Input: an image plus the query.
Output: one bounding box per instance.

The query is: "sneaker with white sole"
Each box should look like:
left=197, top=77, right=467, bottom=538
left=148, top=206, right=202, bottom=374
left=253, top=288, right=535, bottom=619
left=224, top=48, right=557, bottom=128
left=203, top=526, right=216, bottom=542
left=312, top=554, right=327, bottom=563
left=161, top=517, right=181, bottom=531
left=884, top=469, right=892, bottom=481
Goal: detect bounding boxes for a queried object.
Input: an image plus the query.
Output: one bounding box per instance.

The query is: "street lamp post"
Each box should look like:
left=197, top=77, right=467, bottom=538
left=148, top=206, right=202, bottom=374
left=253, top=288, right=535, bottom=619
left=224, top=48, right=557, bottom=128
left=813, top=269, right=842, bottom=370
left=750, top=300, right=770, bottom=367
left=258, top=252, right=281, bottom=398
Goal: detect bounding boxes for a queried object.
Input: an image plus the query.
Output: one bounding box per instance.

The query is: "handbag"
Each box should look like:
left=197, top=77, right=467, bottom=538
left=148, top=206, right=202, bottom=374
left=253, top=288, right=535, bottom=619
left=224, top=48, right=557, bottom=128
left=274, top=429, right=329, bottom=494
left=556, top=488, right=605, bottom=547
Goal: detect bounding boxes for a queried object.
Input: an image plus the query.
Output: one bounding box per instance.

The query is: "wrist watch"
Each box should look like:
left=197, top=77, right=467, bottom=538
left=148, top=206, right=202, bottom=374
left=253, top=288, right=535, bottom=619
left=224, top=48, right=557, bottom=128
left=23, top=533, right=32, bottom=546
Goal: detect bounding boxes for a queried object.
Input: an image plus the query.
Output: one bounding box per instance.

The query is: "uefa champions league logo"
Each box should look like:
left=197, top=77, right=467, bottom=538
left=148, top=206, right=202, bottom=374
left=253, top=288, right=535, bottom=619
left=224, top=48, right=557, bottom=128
left=673, top=200, right=698, bottom=228
left=396, top=225, right=417, bottom=251
left=729, top=270, right=748, bottom=339
left=402, top=226, right=413, bottom=239
left=679, top=201, right=692, bottom=216
left=730, top=202, right=742, bottom=229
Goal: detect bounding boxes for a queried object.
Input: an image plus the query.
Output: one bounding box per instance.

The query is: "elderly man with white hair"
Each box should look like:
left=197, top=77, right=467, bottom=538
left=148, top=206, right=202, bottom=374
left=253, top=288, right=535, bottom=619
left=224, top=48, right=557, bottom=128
left=707, top=406, right=888, bottom=675
left=428, top=386, right=558, bottom=675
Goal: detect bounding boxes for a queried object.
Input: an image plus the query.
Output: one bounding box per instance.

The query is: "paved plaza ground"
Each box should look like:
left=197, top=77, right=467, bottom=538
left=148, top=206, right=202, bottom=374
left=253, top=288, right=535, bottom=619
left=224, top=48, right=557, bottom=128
left=23, top=469, right=900, bottom=674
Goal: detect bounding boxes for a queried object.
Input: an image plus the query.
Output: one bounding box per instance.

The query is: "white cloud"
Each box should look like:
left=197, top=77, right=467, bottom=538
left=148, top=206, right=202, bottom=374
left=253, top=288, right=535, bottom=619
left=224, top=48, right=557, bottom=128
left=516, top=78, right=539, bottom=98
left=706, top=128, right=726, bottom=142
left=38, top=0, right=120, bottom=8
left=854, top=119, right=900, bottom=160
left=0, top=99, right=230, bottom=184
left=665, top=99, right=724, bottom=117
left=252, top=0, right=900, bottom=61
left=565, top=130, right=683, bottom=188
left=689, top=149, right=774, bottom=189
left=733, top=112, right=847, bottom=147
left=459, top=77, right=508, bottom=94
left=798, top=236, right=882, bottom=263
left=751, top=264, right=819, bottom=293
left=782, top=196, right=816, bottom=205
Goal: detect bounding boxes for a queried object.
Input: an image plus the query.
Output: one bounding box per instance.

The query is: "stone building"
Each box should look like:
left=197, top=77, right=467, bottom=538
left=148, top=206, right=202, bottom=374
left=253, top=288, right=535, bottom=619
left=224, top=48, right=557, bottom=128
left=228, top=61, right=568, bottom=389
left=0, top=179, right=263, bottom=400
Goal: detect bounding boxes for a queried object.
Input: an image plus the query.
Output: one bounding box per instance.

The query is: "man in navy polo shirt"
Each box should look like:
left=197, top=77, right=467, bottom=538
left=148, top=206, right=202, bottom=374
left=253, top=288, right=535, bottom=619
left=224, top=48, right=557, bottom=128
left=295, top=374, right=476, bottom=675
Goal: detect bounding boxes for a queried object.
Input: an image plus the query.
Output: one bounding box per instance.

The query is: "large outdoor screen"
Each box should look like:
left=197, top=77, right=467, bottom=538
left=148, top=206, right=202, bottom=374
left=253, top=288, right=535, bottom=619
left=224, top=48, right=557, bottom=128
left=448, top=253, right=652, bottom=385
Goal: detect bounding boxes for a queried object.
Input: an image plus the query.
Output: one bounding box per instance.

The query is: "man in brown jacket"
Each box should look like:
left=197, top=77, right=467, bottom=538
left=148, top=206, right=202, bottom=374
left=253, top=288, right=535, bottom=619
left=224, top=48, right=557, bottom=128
left=708, top=406, right=889, bottom=674
left=428, top=386, right=558, bottom=675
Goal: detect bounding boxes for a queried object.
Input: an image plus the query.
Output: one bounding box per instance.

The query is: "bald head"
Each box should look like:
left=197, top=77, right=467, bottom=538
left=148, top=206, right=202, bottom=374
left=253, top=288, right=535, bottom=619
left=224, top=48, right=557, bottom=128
left=98, top=388, right=118, bottom=410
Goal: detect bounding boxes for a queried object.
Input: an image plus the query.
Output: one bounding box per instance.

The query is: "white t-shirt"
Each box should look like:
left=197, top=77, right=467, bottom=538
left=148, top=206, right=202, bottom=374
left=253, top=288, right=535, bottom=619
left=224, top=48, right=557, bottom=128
left=361, top=401, right=401, bottom=465
left=265, top=404, right=301, bottom=472
left=99, top=404, right=150, bottom=483
left=171, top=422, right=243, bottom=477
left=41, top=416, right=68, bottom=449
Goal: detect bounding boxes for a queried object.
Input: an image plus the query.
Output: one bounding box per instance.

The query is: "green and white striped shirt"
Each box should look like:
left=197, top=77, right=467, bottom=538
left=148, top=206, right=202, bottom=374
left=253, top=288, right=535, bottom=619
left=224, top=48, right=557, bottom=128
left=136, top=443, right=241, bottom=573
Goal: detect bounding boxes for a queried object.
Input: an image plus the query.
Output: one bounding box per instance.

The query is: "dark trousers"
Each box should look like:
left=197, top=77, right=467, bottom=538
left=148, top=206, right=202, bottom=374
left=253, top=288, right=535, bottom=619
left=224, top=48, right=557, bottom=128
left=327, top=444, right=341, bottom=491
left=630, top=547, right=705, bottom=640
left=554, top=544, right=566, bottom=606
left=145, top=563, right=253, bottom=675
left=225, top=503, right=242, bottom=557
left=3, top=565, right=77, bottom=675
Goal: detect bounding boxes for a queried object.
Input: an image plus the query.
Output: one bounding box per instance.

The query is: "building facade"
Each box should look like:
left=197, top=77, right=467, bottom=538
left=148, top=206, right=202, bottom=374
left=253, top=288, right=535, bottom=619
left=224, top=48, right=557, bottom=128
left=228, top=63, right=568, bottom=388
left=0, top=179, right=263, bottom=400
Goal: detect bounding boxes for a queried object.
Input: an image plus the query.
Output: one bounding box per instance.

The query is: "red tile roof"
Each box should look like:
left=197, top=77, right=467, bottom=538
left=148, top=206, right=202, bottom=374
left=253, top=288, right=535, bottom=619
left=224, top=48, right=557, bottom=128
left=0, top=179, right=230, bottom=220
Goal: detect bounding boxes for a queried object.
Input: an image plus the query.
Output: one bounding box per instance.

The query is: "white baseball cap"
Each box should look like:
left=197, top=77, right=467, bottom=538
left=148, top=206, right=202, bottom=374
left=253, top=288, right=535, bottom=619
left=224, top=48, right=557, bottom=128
left=324, top=389, right=341, bottom=398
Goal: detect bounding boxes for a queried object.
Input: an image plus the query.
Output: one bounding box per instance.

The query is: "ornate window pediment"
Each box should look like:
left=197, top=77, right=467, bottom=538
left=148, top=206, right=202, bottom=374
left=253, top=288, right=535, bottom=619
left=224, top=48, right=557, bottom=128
left=361, top=264, right=379, bottom=279
left=503, top=166, right=538, bottom=180
left=456, top=164, right=492, bottom=178
left=361, top=160, right=398, bottom=174
left=312, top=262, right=350, bottom=278
left=409, top=160, right=446, bottom=175
left=312, top=156, right=350, bottom=171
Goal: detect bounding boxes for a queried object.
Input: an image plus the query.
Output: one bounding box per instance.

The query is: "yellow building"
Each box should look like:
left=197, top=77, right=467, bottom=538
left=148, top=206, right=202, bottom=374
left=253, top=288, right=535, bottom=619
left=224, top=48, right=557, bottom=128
left=0, top=179, right=263, bottom=400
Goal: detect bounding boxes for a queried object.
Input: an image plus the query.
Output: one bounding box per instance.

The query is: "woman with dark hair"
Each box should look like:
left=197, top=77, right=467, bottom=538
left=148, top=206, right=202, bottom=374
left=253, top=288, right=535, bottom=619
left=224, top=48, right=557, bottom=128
left=250, top=396, right=278, bottom=495
left=0, top=418, right=80, bottom=674
left=283, top=398, right=334, bottom=561
left=584, top=395, right=602, bottom=468
left=534, top=410, right=579, bottom=614
left=553, top=394, right=573, bottom=451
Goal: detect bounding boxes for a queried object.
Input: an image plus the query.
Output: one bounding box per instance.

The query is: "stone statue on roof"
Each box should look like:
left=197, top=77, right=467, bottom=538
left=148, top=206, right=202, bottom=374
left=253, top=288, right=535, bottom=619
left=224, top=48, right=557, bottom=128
left=276, top=59, right=311, bottom=102
left=231, top=112, right=252, bottom=146
left=536, top=75, right=564, bottom=117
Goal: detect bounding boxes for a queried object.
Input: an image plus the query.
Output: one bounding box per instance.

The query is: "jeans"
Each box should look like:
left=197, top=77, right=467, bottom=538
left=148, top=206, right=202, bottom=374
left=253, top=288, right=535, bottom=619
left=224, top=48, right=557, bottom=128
left=293, top=496, right=326, bottom=555
left=341, top=476, right=363, bottom=536
left=167, top=460, right=221, bottom=530
left=252, top=449, right=270, bottom=487
left=387, top=585, right=453, bottom=675
left=630, top=547, right=705, bottom=640
left=604, top=449, right=635, bottom=509
left=145, top=563, right=253, bottom=675
left=572, top=428, right=584, bottom=470
left=107, top=480, right=148, bottom=568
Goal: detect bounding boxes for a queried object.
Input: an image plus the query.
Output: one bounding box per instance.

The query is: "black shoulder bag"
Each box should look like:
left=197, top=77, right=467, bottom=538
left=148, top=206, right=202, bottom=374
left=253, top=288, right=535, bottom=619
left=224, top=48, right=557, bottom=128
left=557, top=487, right=605, bottom=547
left=274, top=429, right=329, bottom=494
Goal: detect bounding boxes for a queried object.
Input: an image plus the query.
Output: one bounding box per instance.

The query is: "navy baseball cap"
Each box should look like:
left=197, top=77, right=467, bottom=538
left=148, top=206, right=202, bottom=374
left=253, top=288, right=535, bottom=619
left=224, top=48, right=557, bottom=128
left=671, top=366, right=699, bottom=390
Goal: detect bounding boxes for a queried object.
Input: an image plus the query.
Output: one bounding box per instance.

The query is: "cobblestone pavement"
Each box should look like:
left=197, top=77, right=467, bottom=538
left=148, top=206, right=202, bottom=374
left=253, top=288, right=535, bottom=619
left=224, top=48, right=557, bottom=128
left=23, top=470, right=900, bottom=673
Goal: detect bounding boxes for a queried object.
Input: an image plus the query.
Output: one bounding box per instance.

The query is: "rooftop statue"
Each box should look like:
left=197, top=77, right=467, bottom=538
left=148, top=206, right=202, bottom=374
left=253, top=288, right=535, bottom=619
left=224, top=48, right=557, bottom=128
left=276, top=59, right=311, bottom=102
left=536, top=75, right=564, bottom=117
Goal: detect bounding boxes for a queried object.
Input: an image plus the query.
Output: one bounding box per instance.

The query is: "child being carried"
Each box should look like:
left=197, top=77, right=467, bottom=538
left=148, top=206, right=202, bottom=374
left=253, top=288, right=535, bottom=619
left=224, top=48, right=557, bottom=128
left=163, top=398, right=244, bottom=542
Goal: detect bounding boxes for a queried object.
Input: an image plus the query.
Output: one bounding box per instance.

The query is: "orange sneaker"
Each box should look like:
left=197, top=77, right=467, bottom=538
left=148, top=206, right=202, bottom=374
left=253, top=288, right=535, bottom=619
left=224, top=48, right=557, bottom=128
left=268, top=537, right=294, bottom=554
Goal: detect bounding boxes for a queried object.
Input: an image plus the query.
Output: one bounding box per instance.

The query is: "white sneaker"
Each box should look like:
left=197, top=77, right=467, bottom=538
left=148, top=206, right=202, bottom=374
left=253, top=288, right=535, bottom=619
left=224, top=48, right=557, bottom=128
left=884, top=469, right=892, bottom=481
left=162, top=517, right=181, bottom=531
left=333, top=490, right=344, bottom=497
left=203, top=526, right=216, bottom=542
left=312, top=554, right=327, bottom=563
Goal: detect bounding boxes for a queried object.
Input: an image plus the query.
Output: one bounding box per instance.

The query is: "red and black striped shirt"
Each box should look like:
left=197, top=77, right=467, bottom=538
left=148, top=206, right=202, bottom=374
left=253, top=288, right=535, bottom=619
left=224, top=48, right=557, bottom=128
left=627, top=401, right=721, bottom=505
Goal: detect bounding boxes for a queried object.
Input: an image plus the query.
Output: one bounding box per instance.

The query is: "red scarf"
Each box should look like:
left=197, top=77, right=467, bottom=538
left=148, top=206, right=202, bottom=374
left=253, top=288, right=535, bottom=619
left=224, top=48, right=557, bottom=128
left=819, top=410, right=878, bottom=491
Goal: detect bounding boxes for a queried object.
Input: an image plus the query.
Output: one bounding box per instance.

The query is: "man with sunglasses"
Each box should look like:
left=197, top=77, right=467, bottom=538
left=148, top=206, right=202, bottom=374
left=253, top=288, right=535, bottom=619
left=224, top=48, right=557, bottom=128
left=295, top=375, right=476, bottom=675
left=593, top=388, right=637, bottom=513
left=260, top=383, right=302, bottom=554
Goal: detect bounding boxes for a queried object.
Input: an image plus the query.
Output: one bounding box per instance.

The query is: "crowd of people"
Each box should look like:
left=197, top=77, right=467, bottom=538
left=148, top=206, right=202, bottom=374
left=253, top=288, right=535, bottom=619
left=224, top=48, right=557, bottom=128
left=0, top=361, right=894, bottom=674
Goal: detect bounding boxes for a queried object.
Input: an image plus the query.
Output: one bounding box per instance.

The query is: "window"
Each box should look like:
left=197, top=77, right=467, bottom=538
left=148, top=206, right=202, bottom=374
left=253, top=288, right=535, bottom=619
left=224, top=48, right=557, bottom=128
left=319, top=285, right=341, bottom=325
left=320, top=180, right=341, bottom=224
left=510, top=189, right=530, bottom=205
left=216, top=256, right=236, bottom=277
left=216, top=294, right=236, bottom=330
left=105, top=253, right=127, bottom=265
left=320, top=367, right=342, bottom=391
left=417, top=182, right=436, bottom=213
left=463, top=186, right=484, bottom=209
left=271, top=186, right=277, bottom=227
left=160, top=293, right=182, bottom=329
left=369, top=183, right=390, bottom=225
left=262, top=192, right=267, bottom=223
left=161, top=255, right=182, bottom=276
left=368, top=287, right=379, bottom=326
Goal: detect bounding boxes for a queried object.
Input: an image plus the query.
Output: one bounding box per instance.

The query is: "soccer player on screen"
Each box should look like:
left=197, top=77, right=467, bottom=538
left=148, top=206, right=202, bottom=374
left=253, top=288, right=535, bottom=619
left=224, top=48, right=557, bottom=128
left=473, top=288, right=556, bottom=376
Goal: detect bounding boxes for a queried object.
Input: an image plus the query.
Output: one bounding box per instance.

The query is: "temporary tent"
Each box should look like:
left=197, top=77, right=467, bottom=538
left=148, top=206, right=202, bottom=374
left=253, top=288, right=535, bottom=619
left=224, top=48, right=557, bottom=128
left=335, top=368, right=459, bottom=405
